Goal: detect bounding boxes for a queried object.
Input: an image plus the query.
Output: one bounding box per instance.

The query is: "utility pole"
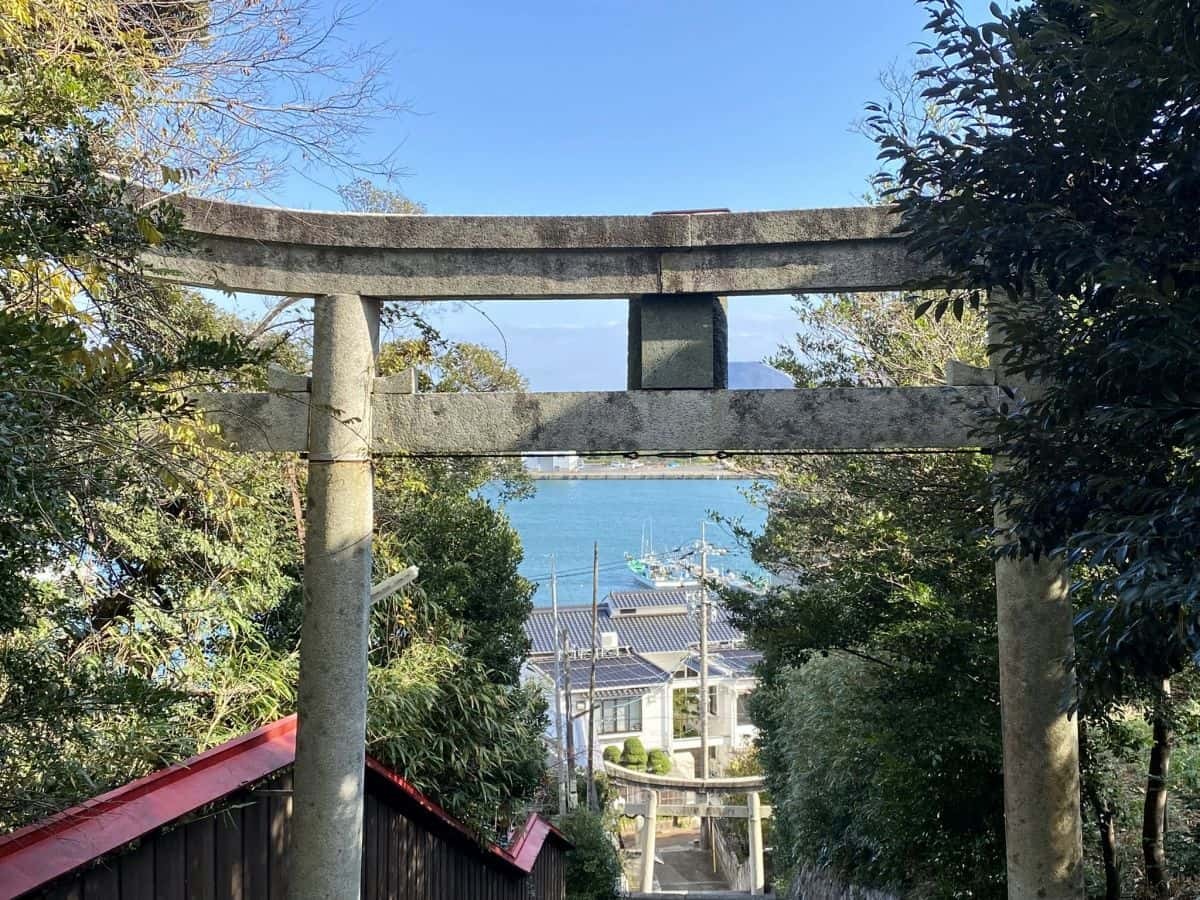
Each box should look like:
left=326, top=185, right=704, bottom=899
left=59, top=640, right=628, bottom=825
left=551, top=556, right=566, bottom=816
left=563, top=636, right=576, bottom=810
left=699, top=522, right=710, bottom=780
left=586, top=541, right=599, bottom=811
left=698, top=523, right=712, bottom=853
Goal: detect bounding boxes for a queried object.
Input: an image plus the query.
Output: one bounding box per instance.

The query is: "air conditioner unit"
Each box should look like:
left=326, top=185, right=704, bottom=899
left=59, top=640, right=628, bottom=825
left=600, top=631, right=620, bottom=652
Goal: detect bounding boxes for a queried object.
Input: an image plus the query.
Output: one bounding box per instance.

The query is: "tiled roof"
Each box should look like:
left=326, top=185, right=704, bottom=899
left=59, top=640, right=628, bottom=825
left=610, top=609, right=742, bottom=653
left=524, top=602, right=744, bottom=656
left=607, top=589, right=692, bottom=611
left=525, top=607, right=598, bottom=654
left=527, top=653, right=670, bottom=692
left=712, top=648, right=763, bottom=674
left=682, top=648, right=763, bottom=678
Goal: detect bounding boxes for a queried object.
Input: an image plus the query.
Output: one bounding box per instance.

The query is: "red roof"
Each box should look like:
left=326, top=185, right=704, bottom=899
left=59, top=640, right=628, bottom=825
left=0, top=715, right=568, bottom=898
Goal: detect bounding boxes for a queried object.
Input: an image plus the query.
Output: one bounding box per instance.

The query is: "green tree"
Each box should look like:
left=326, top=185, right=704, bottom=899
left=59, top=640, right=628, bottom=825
left=1, top=0, right=546, bottom=845
left=0, top=1, right=273, bottom=826
left=558, top=808, right=622, bottom=900
left=726, top=293, right=1005, bottom=896
left=869, top=3, right=1200, bottom=889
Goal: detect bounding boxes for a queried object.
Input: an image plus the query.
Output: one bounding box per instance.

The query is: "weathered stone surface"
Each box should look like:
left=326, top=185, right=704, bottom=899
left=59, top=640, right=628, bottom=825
left=199, top=387, right=996, bottom=454
left=195, top=392, right=309, bottom=452
left=149, top=236, right=941, bottom=298
left=372, top=387, right=997, bottom=454
left=622, top=803, right=774, bottom=820
left=628, top=294, right=727, bottom=390
left=605, top=761, right=766, bottom=791
left=139, top=188, right=898, bottom=250
left=147, top=239, right=666, bottom=298
left=291, top=293, right=380, bottom=899
left=945, top=359, right=996, bottom=386
left=659, top=239, right=936, bottom=295
left=988, top=289, right=1085, bottom=900
left=138, top=190, right=946, bottom=297
left=687, top=206, right=900, bottom=246
left=199, top=386, right=993, bottom=453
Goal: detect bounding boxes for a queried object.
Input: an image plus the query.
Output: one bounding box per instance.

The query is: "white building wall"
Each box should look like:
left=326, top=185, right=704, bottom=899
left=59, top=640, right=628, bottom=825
left=521, top=656, right=759, bottom=777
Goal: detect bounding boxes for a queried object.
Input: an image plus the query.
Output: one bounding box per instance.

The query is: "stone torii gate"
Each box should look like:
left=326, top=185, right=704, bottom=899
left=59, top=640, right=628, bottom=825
left=144, top=194, right=1084, bottom=900
left=605, top=762, right=773, bottom=895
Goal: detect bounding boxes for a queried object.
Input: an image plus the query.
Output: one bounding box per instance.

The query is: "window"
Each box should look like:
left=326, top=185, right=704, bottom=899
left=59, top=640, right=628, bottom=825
left=598, top=697, right=642, bottom=735
left=737, top=692, right=753, bottom=726
left=672, top=687, right=717, bottom=738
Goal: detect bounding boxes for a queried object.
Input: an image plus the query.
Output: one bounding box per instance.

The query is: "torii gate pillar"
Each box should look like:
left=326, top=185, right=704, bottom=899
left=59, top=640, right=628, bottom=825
left=291, top=293, right=380, bottom=899
left=989, top=292, right=1085, bottom=898
left=640, top=788, right=659, bottom=893
left=748, top=790, right=765, bottom=895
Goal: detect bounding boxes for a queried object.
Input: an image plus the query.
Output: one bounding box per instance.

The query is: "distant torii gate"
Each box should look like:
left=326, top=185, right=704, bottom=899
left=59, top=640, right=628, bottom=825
left=605, top=762, right=772, bottom=895
left=143, top=192, right=1083, bottom=900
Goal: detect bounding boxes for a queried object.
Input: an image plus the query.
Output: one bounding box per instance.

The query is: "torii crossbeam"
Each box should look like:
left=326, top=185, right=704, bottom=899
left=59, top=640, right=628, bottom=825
left=143, top=191, right=1084, bottom=900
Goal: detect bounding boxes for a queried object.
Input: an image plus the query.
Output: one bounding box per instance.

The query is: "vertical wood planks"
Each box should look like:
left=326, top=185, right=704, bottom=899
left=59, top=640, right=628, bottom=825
left=14, top=770, right=568, bottom=900
left=155, top=826, right=187, bottom=900
left=42, top=878, right=82, bottom=899
left=268, top=773, right=292, bottom=900
left=243, top=794, right=270, bottom=899
left=117, top=841, right=154, bottom=900
left=184, top=817, right=216, bottom=900
left=81, top=861, right=119, bottom=898
left=214, top=808, right=244, bottom=900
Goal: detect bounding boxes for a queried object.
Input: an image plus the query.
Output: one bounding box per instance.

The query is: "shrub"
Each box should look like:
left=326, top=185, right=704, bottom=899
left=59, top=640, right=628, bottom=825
left=558, top=808, right=622, bottom=900
left=602, top=745, right=621, bottom=764
left=620, top=737, right=647, bottom=771
left=756, top=655, right=1004, bottom=898
left=647, top=749, right=671, bottom=775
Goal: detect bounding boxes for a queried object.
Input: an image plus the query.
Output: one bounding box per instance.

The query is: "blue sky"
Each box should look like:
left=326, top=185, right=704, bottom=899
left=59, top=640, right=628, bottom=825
left=259, top=0, right=1003, bottom=389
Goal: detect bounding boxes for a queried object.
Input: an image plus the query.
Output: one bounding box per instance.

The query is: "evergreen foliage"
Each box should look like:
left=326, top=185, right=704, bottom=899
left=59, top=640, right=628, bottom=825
left=869, top=0, right=1200, bottom=684
left=733, top=290, right=1200, bottom=895
left=0, top=1, right=545, bottom=842
left=726, top=293, right=1005, bottom=897
left=558, top=808, right=622, bottom=900
left=868, top=3, right=1200, bottom=891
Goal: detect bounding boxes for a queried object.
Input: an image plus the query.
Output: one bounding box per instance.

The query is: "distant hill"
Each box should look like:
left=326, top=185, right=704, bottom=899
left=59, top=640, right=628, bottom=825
left=729, top=361, right=793, bottom=389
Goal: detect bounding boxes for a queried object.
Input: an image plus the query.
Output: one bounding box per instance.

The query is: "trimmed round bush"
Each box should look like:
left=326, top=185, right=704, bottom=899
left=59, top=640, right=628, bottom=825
left=602, top=745, right=621, bottom=764
left=620, top=737, right=647, bottom=771
left=647, top=749, right=672, bottom=775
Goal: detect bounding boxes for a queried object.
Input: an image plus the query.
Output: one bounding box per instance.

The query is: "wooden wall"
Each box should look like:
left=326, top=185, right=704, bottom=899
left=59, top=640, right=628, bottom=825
left=32, top=769, right=568, bottom=900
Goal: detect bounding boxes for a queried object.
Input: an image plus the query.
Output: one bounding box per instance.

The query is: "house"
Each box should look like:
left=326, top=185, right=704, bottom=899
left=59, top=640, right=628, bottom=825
left=523, top=589, right=761, bottom=778
left=0, top=716, right=570, bottom=900
left=521, top=453, right=582, bottom=473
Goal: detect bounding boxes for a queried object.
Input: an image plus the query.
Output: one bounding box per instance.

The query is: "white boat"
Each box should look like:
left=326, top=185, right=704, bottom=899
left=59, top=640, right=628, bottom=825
left=625, top=553, right=698, bottom=589
left=625, top=523, right=766, bottom=593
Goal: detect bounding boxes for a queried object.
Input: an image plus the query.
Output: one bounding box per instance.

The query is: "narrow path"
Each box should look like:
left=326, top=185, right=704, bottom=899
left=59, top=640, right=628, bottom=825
left=653, top=831, right=730, bottom=893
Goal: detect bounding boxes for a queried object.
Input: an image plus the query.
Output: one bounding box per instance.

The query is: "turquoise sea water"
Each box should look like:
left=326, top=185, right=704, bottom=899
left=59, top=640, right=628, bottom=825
left=484, top=479, right=768, bottom=606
